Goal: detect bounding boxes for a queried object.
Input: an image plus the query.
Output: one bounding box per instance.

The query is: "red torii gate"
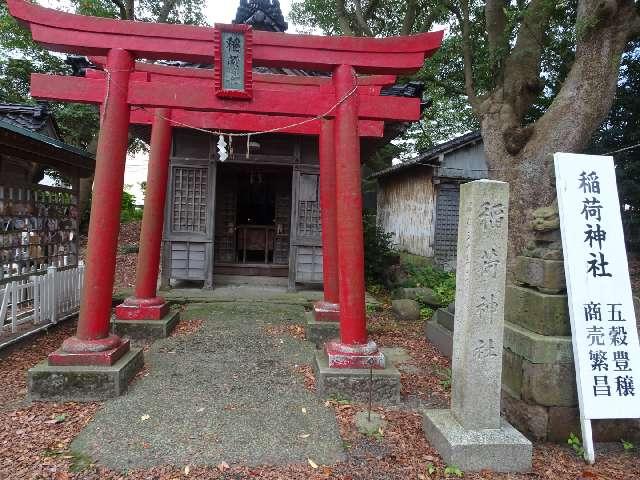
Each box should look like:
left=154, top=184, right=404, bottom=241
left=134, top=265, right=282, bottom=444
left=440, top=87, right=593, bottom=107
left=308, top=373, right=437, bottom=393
left=7, top=0, right=443, bottom=392
left=48, top=63, right=391, bottom=323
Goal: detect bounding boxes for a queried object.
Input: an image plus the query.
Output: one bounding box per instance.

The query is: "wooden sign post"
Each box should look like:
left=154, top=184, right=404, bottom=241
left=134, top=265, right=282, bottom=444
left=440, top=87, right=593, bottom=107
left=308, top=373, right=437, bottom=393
left=555, top=153, right=640, bottom=464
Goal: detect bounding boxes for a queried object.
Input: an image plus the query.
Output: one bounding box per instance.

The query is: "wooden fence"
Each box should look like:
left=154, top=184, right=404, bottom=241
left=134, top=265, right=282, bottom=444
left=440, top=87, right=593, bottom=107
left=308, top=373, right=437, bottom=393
left=0, top=262, right=84, bottom=338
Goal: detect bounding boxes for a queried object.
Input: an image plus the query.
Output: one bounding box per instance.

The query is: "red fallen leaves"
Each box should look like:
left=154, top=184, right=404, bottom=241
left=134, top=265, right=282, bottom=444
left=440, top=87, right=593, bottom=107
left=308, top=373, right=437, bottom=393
left=1, top=297, right=639, bottom=479
left=263, top=323, right=306, bottom=340
left=293, top=364, right=316, bottom=391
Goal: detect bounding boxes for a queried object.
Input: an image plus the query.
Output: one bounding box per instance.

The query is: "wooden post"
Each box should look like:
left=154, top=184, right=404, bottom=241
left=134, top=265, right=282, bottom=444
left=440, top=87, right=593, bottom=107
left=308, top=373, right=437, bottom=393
left=313, top=118, right=340, bottom=321
left=115, top=109, right=172, bottom=320
left=324, top=65, right=384, bottom=369
left=50, top=48, right=134, bottom=366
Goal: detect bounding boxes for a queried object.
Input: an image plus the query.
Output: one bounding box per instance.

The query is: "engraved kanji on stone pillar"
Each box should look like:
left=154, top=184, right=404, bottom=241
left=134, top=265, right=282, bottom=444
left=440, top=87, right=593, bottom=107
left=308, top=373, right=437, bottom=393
left=452, top=181, right=509, bottom=430
left=423, top=180, right=532, bottom=473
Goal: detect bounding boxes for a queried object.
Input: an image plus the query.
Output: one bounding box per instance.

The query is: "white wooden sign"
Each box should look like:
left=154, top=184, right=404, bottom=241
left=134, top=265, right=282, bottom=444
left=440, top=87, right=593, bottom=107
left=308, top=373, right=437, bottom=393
left=555, top=153, right=640, bottom=463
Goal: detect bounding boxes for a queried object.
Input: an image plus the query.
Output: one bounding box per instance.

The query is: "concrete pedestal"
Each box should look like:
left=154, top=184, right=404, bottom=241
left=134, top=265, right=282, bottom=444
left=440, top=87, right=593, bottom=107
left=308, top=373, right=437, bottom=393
left=28, top=348, right=144, bottom=402
left=305, top=311, right=339, bottom=347
left=313, top=350, right=400, bottom=403
left=112, top=310, right=180, bottom=342
left=423, top=409, right=532, bottom=473
left=425, top=319, right=453, bottom=358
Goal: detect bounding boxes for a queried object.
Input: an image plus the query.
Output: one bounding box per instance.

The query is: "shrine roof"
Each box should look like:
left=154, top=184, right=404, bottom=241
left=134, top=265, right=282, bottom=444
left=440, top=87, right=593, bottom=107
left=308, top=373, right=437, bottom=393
left=0, top=107, right=94, bottom=177
left=0, top=103, right=60, bottom=137
left=370, top=131, right=483, bottom=179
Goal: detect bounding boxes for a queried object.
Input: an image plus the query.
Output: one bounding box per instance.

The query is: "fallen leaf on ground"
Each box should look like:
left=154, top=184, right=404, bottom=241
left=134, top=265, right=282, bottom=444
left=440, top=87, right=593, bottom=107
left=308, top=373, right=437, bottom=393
left=217, top=461, right=230, bottom=472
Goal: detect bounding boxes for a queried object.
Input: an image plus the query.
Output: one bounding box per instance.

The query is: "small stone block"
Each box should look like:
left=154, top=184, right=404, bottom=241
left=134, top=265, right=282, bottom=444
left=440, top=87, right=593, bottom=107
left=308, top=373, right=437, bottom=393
left=391, top=299, right=421, bottom=322
left=505, top=285, right=571, bottom=336
left=325, top=341, right=385, bottom=369
left=305, top=311, right=339, bottom=348
left=115, top=301, right=170, bottom=320
left=28, top=348, right=144, bottom=402
left=503, top=321, right=573, bottom=364
left=312, top=301, right=340, bottom=322
left=423, top=409, right=532, bottom=473
left=113, top=310, right=180, bottom=342
left=313, top=351, right=400, bottom=404
left=48, top=339, right=131, bottom=367
left=425, top=319, right=453, bottom=358
left=521, top=359, right=577, bottom=407
left=355, top=411, right=385, bottom=435
left=434, top=308, right=454, bottom=332
left=514, top=256, right=566, bottom=293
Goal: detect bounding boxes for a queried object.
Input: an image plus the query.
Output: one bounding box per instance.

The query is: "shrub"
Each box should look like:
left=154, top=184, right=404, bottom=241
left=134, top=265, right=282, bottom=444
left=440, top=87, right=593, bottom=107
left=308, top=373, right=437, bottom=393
left=363, top=211, right=397, bottom=285
left=121, top=190, right=143, bottom=222
left=403, top=263, right=456, bottom=306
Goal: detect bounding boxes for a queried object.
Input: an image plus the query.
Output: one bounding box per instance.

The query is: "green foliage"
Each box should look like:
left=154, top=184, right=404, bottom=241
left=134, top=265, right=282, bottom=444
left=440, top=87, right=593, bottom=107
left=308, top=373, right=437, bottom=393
left=403, top=264, right=456, bottom=306
left=425, top=462, right=437, bottom=476
left=587, top=42, right=640, bottom=251
left=568, top=432, right=585, bottom=458
left=363, top=210, right=397, bottom=285
left=621, top=439, right=635, bottom=452
left=420, top=306, right=434, bottom=320
left=121, top=190, right=143, bottom=223
left=444, top=465, right=464, bottom=477
left=432, top=365, right=452, bottom=390
left=0, top=0, right=207, bottom=151
left=328, top=393, right=351, bottom=405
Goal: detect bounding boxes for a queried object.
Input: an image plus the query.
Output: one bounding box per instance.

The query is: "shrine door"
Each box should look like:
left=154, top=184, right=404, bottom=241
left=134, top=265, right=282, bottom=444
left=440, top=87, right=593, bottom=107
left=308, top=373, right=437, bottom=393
left=162, top=156, right=216, bottom=287
left=288, top=166, right=323, bottom=289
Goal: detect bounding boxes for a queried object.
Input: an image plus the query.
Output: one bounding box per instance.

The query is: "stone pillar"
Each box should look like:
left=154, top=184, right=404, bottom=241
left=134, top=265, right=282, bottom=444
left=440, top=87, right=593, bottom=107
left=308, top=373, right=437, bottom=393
left=313, top=118, right=340, bottom=322
left=423, top=180, right=532, bottom=473
left=113, top=109, right=179, bottom=341
left=30, top=49, right=144, bottom=401
left=324, top=64, right=384, bottom=369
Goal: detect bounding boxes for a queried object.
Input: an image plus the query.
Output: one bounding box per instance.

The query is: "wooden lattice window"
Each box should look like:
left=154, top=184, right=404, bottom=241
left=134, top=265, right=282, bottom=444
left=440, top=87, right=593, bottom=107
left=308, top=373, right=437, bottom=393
left=171, top=166, right=208, bottom=233
left=296, top=173, right=321, bottom=239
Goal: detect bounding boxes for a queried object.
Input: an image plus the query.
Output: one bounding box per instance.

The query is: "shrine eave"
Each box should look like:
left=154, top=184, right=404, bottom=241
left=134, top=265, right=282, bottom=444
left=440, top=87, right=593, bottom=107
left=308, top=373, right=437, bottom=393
left=7, top=0, right=443, bottom=74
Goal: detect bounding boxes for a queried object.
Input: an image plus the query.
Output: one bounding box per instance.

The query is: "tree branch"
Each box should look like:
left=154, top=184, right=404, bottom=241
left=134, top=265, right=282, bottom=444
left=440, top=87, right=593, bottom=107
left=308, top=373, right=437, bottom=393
left=157, top=0, right=178, bottom=23
left=401, top=0, right=418, bottom=35
left=354, top=0, right=374, bottom=36
left=485, top=0, right=508, bottom=52
left=335, top=0, right=354, bottom=35
left=459, top=0, right=478, bottom=107
left=109, top=0, right=128, bottom=20
left=500, top=0, right=554, bottom=121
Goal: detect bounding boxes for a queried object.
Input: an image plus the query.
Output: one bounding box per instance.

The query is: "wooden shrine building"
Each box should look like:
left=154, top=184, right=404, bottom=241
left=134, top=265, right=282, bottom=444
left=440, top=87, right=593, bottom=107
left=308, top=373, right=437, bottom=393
left=7, top=0, right=443, bottom=400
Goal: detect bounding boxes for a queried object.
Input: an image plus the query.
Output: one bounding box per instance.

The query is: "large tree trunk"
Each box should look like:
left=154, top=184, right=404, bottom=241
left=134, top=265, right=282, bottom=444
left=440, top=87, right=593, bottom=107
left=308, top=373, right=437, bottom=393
left=479, top=0, right=638, bottom=272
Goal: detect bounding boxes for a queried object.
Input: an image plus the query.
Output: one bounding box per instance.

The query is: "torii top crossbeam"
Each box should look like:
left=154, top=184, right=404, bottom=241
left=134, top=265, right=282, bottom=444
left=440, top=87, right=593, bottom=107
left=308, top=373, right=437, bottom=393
left=7, top=0, right=443, bottom=73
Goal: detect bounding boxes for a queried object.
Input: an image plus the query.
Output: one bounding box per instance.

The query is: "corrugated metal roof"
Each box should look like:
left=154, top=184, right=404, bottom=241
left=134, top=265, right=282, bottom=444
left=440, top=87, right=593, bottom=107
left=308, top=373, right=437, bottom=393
left=370, top=131, right=482, bottom=179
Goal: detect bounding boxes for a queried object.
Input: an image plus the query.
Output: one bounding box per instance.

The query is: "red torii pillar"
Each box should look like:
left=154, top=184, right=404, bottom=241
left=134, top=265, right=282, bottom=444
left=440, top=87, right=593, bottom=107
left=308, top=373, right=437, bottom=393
left=115, top=109, right=172, bottom=321
left=313, top=119, right=340, bottom=322
left=325, top=65, right=384, bottom=368
left=49, top=48, right=134, bottom=365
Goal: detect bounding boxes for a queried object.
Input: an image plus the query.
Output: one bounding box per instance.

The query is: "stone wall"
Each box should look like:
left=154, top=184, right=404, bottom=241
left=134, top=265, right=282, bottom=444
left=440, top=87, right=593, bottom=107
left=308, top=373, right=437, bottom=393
left=502, top=255, right=640, bottom=442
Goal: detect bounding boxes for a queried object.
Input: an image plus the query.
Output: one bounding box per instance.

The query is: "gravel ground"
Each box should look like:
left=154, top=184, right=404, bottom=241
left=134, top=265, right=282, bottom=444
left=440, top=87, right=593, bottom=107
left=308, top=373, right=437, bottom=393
left=71, top=302, right=345, bottom=471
